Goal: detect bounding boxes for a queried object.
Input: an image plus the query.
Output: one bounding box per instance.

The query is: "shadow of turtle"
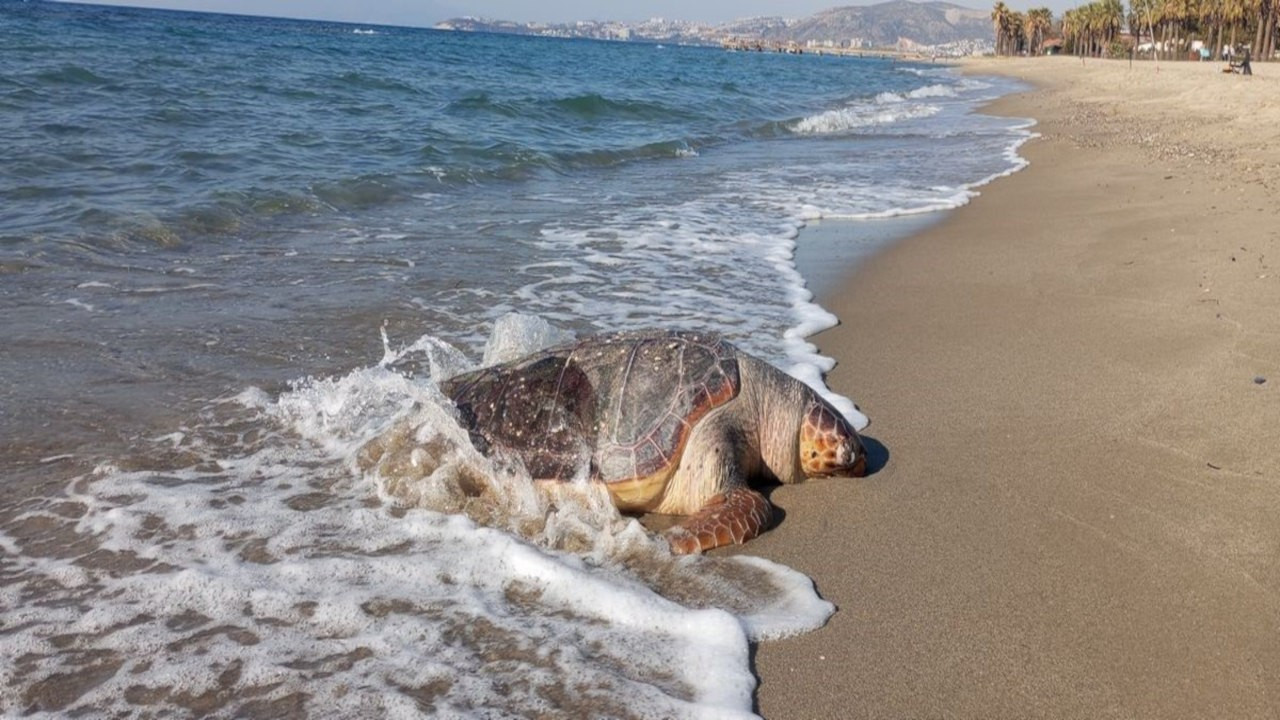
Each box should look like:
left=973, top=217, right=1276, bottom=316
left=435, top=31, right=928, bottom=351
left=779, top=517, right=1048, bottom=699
left=860, top=433, right=889, bottom=476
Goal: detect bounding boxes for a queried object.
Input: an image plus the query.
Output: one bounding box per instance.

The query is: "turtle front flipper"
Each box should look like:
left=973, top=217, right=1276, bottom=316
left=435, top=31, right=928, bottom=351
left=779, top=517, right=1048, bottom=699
left=665, top=487, right=773, bottom=554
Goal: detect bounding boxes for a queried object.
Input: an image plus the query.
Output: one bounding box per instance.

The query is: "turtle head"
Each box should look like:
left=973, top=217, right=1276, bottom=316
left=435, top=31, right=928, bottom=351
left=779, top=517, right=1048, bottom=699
left=798, top=398, right=866, bottom=479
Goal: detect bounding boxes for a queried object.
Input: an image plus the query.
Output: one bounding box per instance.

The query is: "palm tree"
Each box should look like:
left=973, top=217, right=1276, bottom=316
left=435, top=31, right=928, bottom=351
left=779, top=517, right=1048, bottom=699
left=1025, top=7, right=1054, bottom=54
left=1009, top=10, right=1028, bottom=52
left=992, top=1, right=1012, bottom=54
left=1060, top=0, right=1127, bottom=56
left=1223, top=0, right=1249, bottom=50
left=1200, top=0, right=1224, bottom=59
left=1118, top=0, right=1276, bottom=61
left=1100, top=0, right=1124, bottom=52
left=1162, top=0, right=1197, bottom=58
left=1062, top=7, right=1081, bottom=54
left=1081, top=2, right=1103, bottom=55
left=1254, top=0, right=1277, bottom=59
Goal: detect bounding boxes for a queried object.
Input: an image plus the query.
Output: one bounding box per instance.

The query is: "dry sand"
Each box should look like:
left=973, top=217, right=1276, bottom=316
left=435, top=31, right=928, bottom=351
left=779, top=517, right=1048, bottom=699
left=749, top=56, right=1280, bottom=718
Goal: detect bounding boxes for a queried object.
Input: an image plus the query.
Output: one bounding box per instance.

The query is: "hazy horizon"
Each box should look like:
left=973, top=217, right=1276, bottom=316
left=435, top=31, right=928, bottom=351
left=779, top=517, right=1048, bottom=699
left=54, top=0, right=1081, bottom=28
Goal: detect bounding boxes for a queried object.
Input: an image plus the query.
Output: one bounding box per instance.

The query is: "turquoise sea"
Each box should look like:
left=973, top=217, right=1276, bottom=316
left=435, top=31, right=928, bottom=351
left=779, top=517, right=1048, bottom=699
left=1, top=1, right=1030, bottom=715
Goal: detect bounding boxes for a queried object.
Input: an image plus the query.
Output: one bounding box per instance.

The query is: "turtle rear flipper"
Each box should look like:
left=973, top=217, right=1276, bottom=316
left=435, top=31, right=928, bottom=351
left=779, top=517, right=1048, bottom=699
left=665, top=487, right=773, bottom=554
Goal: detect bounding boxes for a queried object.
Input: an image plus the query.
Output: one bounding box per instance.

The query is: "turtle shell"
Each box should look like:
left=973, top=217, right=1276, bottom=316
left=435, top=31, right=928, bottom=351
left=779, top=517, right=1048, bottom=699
left=441, top=330, right=741, bottom=485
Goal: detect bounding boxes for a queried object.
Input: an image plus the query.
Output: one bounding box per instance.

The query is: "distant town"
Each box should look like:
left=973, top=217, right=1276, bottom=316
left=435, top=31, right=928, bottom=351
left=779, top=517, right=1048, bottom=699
left=435, top=1, right=997, bottom=57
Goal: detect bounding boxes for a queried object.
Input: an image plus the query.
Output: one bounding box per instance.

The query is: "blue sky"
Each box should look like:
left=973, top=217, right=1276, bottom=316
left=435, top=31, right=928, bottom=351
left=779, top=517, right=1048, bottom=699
left=63, top=0, right=1076, bottom=26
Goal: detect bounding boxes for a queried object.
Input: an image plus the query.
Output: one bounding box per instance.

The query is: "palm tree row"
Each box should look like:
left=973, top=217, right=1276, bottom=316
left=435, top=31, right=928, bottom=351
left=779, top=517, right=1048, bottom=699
left=1062, top=0, right=1125, bottom=57
left=993, top=2, right=1029, bottom=54
left=1128, top=0, right=1277, bottom=59
left=994, top=0, right=1277, bottom=59
left=1025, top=7, right=1055, bottom=53
left=993, top=3, right=1060, bottom=55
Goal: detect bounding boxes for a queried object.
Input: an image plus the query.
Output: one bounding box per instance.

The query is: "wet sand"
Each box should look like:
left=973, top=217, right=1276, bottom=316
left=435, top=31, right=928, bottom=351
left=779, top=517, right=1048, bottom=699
left=753, top=56, right=1280, bottom=717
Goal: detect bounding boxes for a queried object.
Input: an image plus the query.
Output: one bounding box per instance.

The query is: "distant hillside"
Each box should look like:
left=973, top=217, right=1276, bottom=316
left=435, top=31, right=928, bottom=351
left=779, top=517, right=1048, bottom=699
left=764, top=1, right=992, bottom=48
left=436, top=1, right=994, bottom=51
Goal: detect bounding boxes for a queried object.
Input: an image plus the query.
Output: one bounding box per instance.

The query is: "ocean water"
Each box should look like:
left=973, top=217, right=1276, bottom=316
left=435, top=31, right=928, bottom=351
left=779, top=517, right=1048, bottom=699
left=0, top=1, right=1031, bottom=716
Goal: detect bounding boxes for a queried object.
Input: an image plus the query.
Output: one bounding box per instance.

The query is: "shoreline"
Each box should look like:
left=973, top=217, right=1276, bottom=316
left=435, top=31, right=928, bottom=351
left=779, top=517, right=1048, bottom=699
left=752, top=56, right=1280, bottom=717
left=794, top=214, right=944, bottom=299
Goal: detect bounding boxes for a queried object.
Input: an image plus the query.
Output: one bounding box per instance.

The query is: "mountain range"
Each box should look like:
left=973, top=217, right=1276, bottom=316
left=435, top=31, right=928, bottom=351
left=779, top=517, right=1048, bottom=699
left=435, top=1, right=996, bottom=52
left=764, top=1, right=992, bottom=47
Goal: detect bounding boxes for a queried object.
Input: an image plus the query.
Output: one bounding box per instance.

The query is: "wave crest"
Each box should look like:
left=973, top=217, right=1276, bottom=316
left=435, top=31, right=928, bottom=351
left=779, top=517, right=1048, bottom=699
left=551, top=92, right=675, bottom=121
left=790, top=102, right=941, bottom=135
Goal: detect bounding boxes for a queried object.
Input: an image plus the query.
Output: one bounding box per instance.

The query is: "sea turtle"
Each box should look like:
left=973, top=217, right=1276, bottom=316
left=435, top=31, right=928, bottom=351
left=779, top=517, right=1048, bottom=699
left=440, top=329, right=868, bottom=554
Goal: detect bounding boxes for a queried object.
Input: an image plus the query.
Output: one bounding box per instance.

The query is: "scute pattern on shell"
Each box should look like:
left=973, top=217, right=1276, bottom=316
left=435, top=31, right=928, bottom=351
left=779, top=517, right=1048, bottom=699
left=441, top=330, right=741, bottom=484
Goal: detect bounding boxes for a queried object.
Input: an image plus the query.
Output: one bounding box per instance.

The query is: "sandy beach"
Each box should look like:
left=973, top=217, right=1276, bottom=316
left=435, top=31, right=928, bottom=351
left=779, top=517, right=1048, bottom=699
left=752, top=56, right=1280, bottom=718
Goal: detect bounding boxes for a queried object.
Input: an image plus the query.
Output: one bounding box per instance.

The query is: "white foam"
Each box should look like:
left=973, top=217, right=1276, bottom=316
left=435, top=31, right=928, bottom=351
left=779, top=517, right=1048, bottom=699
left=791, top=102, right=940, bottom=135
left=61, top=297, right=95, bottom=312
left=120, top=282, right=221, bottom=294
left=731, top=555, right=838, bottom=639
left=757, top=226, right=868, bottom=430
left=477, top=312, right=574, bottom=366
left=818, top=187, right=979, bottom=221
left=907, top=83, right=957, bottom=98
left=809, top=119, right=1037, bottom=224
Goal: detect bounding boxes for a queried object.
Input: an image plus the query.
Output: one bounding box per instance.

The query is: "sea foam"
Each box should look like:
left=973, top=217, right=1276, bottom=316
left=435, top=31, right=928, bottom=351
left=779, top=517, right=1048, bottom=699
left=790, top=89, right=943, bottom=136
